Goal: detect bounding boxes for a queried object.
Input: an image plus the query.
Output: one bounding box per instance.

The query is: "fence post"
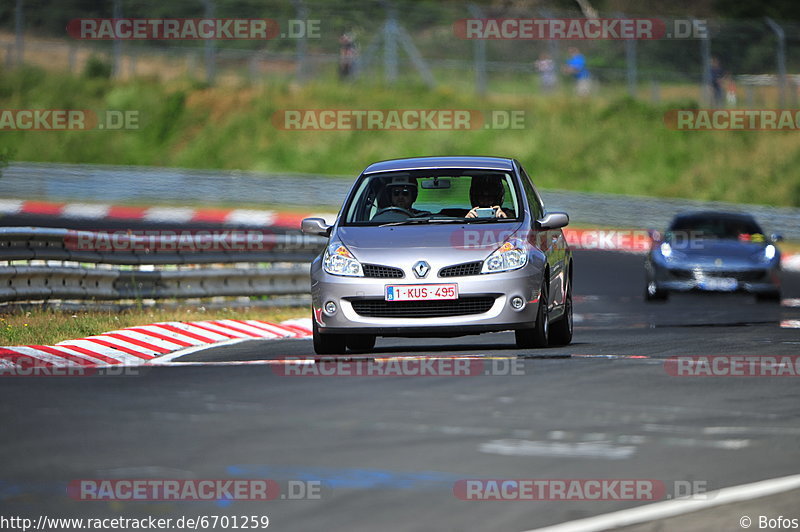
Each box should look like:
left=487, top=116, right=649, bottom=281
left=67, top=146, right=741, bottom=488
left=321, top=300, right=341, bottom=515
left=764, top=17, right=787, bottom=108
left=293, top=0, right=308, bottom=83
left=112, top=0, right=122, bottom=78
left=203, top=0, right=216, bottom=85
left=14, top=0, right=24, bottom=67
left=699, top=20, right=711, bottom=106
left=621, top=12, right=637, bottom=98
left=384, top=3, right=398, bottom=84
left=468, top=4, right=486, bottom=97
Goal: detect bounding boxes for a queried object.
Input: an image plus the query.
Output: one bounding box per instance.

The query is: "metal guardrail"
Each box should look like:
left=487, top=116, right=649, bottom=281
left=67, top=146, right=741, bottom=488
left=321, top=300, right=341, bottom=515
left=3, top=163, right=799, bottom=240
left=0, top=227, right=326, bottom=303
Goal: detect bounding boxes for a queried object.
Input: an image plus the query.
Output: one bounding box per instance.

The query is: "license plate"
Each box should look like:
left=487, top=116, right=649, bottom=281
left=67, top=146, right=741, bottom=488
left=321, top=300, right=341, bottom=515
left=699, top=277, right=738, bottom=291
left=385, top=284, right=458, bottom=301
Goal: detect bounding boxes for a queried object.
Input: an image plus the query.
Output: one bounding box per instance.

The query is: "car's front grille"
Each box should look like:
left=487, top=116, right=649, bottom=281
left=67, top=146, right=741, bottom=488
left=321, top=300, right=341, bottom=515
left=350, top=296, right=495, bottom=318
left=709, top=270, right=768, bottom=282
left=362, top=264, right=404, bottom=278
left=668, top=268, right=767, bottom=282
left=667, top=268, right=694, bottom=280
left=439, top=261, right=483, bottom=277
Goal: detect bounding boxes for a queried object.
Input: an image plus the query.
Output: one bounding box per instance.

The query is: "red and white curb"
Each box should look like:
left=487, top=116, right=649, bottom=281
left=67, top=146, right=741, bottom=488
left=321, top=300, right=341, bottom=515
left=0, top=199, right=336, bottom=228
left=0, top=318, right=313, bottom=370
left=1, top=199, right=796, bottom=271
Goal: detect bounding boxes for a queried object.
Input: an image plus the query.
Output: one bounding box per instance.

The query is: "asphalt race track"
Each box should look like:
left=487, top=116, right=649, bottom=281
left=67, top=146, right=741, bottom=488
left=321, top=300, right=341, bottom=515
left=2, top=250, right=799, bottom=531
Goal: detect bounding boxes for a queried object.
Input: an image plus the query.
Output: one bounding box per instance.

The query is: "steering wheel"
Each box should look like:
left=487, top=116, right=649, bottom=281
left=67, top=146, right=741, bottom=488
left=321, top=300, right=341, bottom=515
left=374, top=206, right=413, bottom=217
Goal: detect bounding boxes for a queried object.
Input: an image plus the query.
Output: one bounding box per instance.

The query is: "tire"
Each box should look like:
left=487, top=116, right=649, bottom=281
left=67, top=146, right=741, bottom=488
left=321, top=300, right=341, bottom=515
left=644, top=280, right=668, bottom=302
left=312, top=318, right=347, bottom=355
left=346, top=334, right=376, bottom=352
left=549, top=279, right=573, bottom=346
left=755, top=291, right=781, bottom=303
left=516, top=279, right=549, bottom=348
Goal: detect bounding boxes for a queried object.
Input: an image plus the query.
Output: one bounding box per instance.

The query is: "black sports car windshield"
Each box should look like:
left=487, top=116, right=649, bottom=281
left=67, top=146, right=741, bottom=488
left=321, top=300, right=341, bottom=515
left=668, top=215, right=764, bottom=240
left=342, top=170, right=522, bottom=226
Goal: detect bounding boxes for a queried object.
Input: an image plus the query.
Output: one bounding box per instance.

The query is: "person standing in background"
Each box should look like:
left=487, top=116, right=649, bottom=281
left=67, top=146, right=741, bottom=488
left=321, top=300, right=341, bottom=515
left=562, top=46, right=591, bottom=96
left=535, top=52, right=557, bottom=93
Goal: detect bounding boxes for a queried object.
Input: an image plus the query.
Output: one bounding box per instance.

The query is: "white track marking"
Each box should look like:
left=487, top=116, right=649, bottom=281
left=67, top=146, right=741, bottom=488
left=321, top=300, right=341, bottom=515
left=523, top=473, right=800, bottom=532
left=225, top=209, right=276, bottom=226
left=61, top=203, right=111, bottom=219
left=479, top=439, right=637, bottom=460
left=0, top=199, right=24, bottom=214
left=142, top=207, right=196, bottom=223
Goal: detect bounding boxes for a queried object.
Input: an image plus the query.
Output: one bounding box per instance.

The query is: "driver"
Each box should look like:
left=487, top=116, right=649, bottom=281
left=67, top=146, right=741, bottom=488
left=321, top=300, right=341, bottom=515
left=384, top=176, right=427, bottom=216
left=466, top=175, right=511, bottom=218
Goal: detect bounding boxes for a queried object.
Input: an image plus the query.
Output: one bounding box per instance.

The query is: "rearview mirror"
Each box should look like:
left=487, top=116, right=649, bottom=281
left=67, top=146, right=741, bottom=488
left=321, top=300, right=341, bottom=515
left=537, top=212, right=569, bottom=230
left=421, top=178, right=451, bottom=189
left=301, top=218, right=332, bottom=237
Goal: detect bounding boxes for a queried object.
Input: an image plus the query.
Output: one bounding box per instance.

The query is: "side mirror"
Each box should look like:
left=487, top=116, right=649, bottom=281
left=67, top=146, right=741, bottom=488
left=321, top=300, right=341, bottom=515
left=301, top=218, right=332, bottom=237
left=537, top=212, right=569, bottom=230
left=647, top=229, right=662, bottom=242
left=771, top=233, right=783, bottom=242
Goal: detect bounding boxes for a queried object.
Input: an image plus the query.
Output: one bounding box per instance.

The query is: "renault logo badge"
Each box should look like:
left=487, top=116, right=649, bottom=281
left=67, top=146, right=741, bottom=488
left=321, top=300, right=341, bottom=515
left=413, top=261, right=430, bottom=278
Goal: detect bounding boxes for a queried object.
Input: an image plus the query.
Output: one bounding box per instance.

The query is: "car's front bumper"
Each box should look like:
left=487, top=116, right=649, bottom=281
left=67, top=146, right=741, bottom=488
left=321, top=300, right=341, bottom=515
left=311, top=260, right=544, bottom=336
left=649, top=261, right=780, bottom=295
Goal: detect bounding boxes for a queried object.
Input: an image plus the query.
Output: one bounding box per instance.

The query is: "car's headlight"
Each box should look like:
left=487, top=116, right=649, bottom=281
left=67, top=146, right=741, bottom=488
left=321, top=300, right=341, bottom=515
left=754, top=244, right=777, bottom=263
left=660, top=242, right=672, bottom=259
left=323, top=241, right=363, bottom=277
left=481, top=238, right=528, bottom=273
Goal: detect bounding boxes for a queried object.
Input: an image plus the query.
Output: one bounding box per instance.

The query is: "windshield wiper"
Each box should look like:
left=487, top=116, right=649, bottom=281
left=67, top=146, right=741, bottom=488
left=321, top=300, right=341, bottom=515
left=378, top=218, right=463, bottom=227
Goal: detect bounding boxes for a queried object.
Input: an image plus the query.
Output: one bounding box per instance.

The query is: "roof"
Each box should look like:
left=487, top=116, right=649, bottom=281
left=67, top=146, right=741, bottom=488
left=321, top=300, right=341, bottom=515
left=362, top=156, right=515, bottom=174
left=673, top=211, right=757, bottom=221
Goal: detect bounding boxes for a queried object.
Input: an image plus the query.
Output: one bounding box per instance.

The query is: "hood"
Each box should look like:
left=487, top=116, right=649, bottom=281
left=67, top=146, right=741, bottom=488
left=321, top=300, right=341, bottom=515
left=335, top=222, right=525, bottom=264
left=666, top=238, right=775, bottom=264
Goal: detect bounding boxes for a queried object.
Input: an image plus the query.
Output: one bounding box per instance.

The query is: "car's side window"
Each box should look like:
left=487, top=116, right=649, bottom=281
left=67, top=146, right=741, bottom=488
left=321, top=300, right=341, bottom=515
left=517, top=164, right=544, bottom=221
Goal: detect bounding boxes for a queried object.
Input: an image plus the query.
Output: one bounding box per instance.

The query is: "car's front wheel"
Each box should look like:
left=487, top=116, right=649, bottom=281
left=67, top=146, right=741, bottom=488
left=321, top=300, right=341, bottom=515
left=312, top=318, right=347, bottom=355
left=549, top=279, right=573, bottom=346
left=515, top=279, right=549, bottom=348
left=644, top=280, right=668, bottom=301
left=755, top=291, right=781, bottom=303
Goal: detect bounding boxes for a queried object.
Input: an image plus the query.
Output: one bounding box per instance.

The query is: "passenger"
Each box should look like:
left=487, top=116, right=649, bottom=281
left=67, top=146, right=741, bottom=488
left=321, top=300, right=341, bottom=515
left=466, top=175, right=512, bottom=218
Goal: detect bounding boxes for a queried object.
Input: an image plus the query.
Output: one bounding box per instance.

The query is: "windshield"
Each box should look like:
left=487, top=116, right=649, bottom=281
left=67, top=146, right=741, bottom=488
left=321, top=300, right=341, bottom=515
left=668, top=215, right=764, bottom=241
left=342, top=170, right=521, bottom=226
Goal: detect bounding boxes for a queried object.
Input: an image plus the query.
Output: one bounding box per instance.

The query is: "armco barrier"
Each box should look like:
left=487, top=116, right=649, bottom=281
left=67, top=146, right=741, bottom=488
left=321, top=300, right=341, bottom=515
left=0, top=227, right=326, bottom=303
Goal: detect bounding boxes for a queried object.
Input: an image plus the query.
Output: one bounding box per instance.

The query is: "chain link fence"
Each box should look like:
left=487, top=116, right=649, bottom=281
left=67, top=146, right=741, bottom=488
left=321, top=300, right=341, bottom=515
left=2, top=1, right=800, bottom=104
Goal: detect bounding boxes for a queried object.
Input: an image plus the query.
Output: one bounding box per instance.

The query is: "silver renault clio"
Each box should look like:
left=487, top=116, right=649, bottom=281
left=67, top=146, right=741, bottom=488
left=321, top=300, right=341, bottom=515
left=301, top=156, right=573, bottom=354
